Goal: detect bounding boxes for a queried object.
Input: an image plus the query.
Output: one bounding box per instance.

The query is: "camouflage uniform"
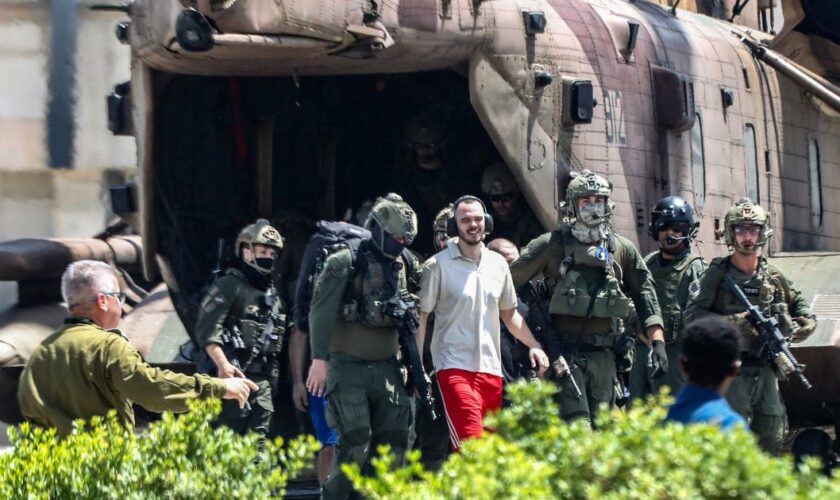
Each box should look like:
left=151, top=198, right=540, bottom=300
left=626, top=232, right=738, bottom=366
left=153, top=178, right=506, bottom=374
left=684, top=199, right=814, bottom=453
left=510, top=171, right=663, bottom=424
left=195, top=220, right=287, bottom=439
left=310, top=194, right=419, bottom=499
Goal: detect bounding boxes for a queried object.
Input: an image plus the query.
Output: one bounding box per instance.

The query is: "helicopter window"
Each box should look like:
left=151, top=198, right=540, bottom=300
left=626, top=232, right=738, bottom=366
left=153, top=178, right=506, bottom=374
left=745, top=124, right=759, bottom=203
left=690, top=112, right=706, bottom=210
left=809, top=137, right=823, bottom=227
left=742, top=68, right=751, bottom=90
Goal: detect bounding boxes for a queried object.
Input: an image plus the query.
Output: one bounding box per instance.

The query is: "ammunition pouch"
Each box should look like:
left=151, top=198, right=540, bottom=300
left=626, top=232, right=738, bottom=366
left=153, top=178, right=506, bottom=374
left=341, top=297, right=399, bottom=328
left=548, top=270, right=630, bottom=318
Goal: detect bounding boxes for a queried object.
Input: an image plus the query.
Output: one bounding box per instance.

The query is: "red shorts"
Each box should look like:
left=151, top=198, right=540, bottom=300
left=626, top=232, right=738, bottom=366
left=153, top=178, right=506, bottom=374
left=436, top=368, right=503, bottom=450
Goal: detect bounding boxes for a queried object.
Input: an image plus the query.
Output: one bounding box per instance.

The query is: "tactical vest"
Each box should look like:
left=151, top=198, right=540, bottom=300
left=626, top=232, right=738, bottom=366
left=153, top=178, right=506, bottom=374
left=222, top=270, right=286, bottom=365
left=645, top=251, right=702, bottom=342
left=342, top=248, right=411, bottom=329
left=547, top=227, right=631, bottom=321
left=708, top=257, right=780, bottom=357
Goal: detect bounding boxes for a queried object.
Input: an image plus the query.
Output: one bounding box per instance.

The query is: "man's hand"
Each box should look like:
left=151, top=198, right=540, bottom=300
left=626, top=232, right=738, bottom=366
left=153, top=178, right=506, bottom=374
left=729, top=311, right=758, bottom=336
left=222, top=377, right=259, bottom=409
left=529, top=346, right=550, bottom=376
left=216, top=360, right=245, bottom=379
left=648, top=340, right=669, bottom=379
left=306, top=359, right=328, bottom=398
left=292, top=381, right=309, bottom=412
left=793, top=316, right=817, bottom=342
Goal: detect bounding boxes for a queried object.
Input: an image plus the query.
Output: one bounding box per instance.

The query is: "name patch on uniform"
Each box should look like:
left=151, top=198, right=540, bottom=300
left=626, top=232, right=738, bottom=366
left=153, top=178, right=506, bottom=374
left=741, top=287, right=760, bottom=296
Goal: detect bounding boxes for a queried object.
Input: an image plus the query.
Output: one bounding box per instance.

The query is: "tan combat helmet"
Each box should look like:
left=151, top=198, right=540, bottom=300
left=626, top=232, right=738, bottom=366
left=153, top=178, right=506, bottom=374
left=481, top=162, right=518, bottom=196
left=564, top=169, right=614, bottom=219
left=722, top=198, right=773, bottom=250
left=433, top=204, right=454, bottom=251
left=365, top=193, right=418, bottom=258
left=235, top=219, right=284, bottom=273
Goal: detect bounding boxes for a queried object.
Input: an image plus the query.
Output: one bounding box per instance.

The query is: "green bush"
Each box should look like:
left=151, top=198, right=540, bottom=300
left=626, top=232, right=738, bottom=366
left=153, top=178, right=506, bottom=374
left=347, top=381, right=840, bottom=499
left=0, top=399, right=318, bottom=499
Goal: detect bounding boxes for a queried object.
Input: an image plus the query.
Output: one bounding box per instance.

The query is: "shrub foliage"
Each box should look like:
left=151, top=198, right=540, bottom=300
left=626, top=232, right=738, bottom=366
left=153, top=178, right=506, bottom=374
left=0, top=399, right=318, bottom=499
left=347, top=381, right=840, bottom=499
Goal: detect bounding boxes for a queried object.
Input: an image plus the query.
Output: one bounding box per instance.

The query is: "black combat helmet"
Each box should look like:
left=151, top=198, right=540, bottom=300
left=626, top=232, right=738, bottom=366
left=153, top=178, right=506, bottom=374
left=648, top=196, right=699, bottom=241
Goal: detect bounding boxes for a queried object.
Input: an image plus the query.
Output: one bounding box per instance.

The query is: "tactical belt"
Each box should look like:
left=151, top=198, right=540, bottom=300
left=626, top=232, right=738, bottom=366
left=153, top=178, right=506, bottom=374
left=562, top=333, right=617, bottom=351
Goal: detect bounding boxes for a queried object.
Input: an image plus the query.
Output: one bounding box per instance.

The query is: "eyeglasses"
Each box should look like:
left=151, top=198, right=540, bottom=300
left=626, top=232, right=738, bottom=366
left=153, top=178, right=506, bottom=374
left=490, top=192, right=516, bottom=203
left=733, top=225, right=762, bottom=236
left=102, top=291, right=127, bottom=304
left=435, top=232, right=448, bottom=242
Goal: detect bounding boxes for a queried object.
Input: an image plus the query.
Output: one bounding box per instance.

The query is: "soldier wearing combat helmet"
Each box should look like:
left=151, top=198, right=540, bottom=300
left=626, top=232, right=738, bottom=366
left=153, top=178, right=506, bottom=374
left=510, top=170, right=665, bottom=426
left=194, top=219, right=289, bottom=442
left=480, top=162, right=543, bottom=248
left=685, top=198, right=816, bottom=453
left=306, top=193, right=421, bottom=499
left=432, top=204, right=454, bottom=251
left=630, top=196, right=707, bottom=403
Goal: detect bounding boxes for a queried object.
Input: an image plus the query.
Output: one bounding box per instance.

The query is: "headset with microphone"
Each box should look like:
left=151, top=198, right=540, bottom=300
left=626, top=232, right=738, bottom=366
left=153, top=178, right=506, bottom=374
left=446, top=195, right=494, bottom=237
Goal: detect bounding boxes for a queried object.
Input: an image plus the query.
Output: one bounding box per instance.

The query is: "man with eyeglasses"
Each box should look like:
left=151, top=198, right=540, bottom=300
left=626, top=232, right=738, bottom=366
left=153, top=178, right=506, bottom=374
left=17, top=260, right=257, bottom=437
left=685, top=198, right=816, bottom=453
left=480, top=162, right=543, bottom=248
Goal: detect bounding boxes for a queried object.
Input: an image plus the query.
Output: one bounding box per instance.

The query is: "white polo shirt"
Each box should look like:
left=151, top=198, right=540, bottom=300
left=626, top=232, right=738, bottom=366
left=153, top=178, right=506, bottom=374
left=418, top=239, right=518, bottom=377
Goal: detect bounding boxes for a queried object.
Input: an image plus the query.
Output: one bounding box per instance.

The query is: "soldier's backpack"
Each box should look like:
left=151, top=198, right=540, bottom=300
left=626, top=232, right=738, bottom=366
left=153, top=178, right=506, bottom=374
left=292, top=221, right=418, bottom=332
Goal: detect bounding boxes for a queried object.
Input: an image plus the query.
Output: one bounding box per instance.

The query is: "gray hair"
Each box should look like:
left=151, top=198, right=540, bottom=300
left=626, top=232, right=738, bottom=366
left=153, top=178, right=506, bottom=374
left=61, top=260, right=118, bottom=309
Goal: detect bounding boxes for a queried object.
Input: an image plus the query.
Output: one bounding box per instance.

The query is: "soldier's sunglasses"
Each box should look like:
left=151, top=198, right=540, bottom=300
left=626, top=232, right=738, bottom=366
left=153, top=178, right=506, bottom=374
left=490, top=192, right=516, bottom=202
left=102, top=291, right=127, bottom=304
left=733, top=225, right=761, bottom=236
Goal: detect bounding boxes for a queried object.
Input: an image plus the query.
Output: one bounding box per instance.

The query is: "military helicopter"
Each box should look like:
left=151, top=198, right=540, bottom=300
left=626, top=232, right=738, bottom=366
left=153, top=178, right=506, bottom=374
left=2, top=0, right=839, bottom=443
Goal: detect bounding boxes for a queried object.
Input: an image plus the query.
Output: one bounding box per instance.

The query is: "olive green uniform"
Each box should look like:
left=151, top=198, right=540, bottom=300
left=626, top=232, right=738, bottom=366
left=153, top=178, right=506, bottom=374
left=310, top=246, right=417, bottom=500
left=195, top=268, right=287, bottom=438
left=510, top=225, right=663, bottom=424
left=630, top=249, right=706, bottom=401
left=684, top=256, right=810, bottom=452
left=18, top=320, right=226, bottom=436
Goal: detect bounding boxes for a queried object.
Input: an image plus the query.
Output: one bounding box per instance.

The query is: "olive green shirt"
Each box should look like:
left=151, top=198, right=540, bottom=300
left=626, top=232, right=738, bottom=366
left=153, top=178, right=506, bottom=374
left=645, top=249, right=707, bottom=341
left=510, top=226, right=664, bottom=334
left=18, top=321, right=226, bottom=436
left=309, top=248, right=401, bottom=361
left=684, top=256, right=810, bottom=325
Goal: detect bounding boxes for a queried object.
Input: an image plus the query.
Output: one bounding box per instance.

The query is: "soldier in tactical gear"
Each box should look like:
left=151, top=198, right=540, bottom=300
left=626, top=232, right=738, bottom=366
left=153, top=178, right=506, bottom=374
left=392, top=113, right=476, bottom=256
left=433, top=205, right=454, bottom=252
left=510, top=170, right=666, bottom=425
left=306, top=194, right=421, bottom=499
left=481, top=162, right=543, bottom=248
left=685, top=198, right=816, bottom=453
left=630, top=196, right=707, bottom=402
left=194, top=219, right=288, bottom=441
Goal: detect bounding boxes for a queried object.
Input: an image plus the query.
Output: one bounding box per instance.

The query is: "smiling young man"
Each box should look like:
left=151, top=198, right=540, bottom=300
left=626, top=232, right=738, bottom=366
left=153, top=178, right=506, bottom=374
left=685, top=198, right=816, bottom=453
left=417, top=195, right=548, bottom=450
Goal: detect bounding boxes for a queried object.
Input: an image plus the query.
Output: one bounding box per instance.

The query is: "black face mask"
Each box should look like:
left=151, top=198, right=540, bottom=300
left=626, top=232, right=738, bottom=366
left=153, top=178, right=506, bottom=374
left=254, top=257, right=275, bottom=273
left=239, top=260, right=273, bottom=290
left=370, top=222, right=404, bottom=260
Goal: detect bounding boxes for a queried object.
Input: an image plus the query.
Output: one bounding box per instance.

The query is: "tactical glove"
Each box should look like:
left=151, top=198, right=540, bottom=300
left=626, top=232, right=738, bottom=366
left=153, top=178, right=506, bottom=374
left=792, top=316, right=817, bottom=343
left=647, top=340, right=668, bottom=379
left=729, top=311, right=758, bottom=336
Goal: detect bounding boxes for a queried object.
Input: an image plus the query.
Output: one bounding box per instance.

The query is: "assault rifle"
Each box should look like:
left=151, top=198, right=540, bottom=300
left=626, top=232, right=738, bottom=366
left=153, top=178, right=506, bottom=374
left=381, top=292, right=438, bottom=421
left=521, top=282, right=582, bottom=399
left=241, top=286, right=281, bottom=373
left=723, top=274, right=812, bottom=390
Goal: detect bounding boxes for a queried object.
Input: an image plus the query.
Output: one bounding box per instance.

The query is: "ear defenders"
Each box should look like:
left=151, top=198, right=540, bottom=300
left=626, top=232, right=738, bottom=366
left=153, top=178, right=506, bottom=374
left=446, top=195, right=494, bottom=237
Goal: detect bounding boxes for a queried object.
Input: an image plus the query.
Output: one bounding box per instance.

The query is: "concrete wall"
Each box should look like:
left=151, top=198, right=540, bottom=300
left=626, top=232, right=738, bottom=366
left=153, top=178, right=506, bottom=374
left=0, top=1, right=137, bottom=446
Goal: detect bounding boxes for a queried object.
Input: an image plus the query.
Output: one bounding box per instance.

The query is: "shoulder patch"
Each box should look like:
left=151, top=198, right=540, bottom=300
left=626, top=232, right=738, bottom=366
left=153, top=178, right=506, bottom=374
left=688, top=279, right=702, bottom=299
